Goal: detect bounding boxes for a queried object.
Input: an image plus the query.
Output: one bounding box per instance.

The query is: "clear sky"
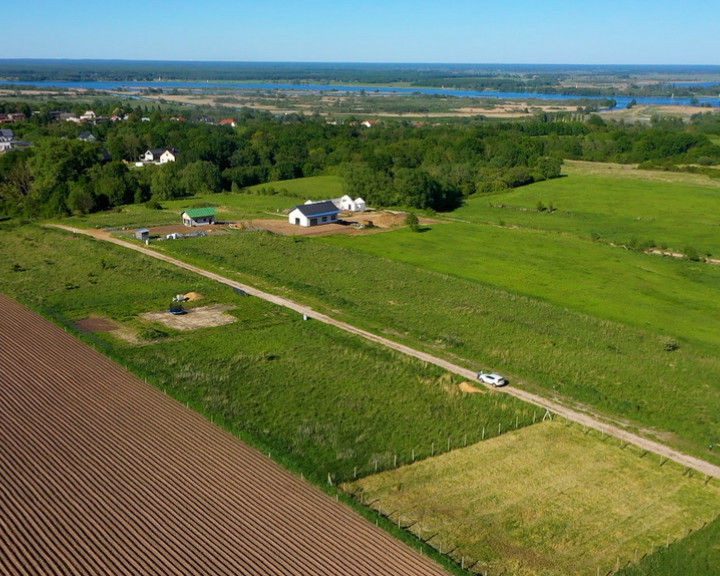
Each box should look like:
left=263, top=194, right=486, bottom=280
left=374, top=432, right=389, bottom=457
left=3, top=0, right=717, bottom=65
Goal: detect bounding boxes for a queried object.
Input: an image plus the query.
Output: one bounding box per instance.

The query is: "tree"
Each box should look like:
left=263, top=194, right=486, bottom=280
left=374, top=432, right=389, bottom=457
left=181, top=161, right=222, bottom=195
left=405, top=211, right=420, bottom=232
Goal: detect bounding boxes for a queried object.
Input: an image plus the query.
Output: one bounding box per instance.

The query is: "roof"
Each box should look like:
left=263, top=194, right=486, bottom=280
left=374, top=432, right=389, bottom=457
left=136, top=228, right=150, bottom=233
left=292, top=201, right=340, bottom=218
left=183, top=207, right=217, bottom=218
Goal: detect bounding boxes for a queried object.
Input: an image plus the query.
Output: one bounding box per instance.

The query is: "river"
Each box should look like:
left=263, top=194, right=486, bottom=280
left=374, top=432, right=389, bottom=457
left=1, top=79, right=718, bottom=108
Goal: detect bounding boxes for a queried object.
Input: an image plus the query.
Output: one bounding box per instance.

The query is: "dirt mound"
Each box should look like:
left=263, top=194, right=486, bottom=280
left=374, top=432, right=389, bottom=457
left=184, top=291, right=203, bottom=301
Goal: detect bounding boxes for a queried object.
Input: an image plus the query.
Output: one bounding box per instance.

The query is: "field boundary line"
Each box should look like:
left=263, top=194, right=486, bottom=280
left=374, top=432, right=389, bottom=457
left=48, top=224, right=720, bottom=481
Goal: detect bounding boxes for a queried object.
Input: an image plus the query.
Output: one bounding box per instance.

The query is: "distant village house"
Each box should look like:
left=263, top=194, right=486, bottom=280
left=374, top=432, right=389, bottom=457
left=139, top=148, right=178, bottom=164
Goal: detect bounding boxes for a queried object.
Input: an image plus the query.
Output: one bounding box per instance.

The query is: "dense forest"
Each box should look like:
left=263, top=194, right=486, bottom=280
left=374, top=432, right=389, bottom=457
left=1, top=97, right=720, bottom=219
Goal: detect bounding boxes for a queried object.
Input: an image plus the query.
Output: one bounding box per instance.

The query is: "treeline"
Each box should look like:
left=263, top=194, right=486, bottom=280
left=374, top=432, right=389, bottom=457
left=1, top=98, right=719, bottom=219
left=3, top=61, right=719, bottom=97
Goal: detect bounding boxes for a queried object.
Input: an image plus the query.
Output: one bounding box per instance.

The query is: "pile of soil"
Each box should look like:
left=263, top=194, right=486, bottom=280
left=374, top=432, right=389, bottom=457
left=184, top=292, right=203, bottom=301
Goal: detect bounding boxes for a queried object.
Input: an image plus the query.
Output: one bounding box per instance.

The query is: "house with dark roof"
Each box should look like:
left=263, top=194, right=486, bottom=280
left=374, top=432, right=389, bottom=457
left=182, top=207, right=217, bottom=227
left=288, top=201, right=340, bottom=227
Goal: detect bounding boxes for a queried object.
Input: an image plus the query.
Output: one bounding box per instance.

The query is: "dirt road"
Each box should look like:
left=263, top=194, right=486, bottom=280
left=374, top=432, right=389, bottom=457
left=51, top=225, right=720, bottom=480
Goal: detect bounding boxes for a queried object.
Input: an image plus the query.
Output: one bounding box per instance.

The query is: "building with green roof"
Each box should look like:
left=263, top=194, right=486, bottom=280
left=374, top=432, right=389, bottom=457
left=182, top=207, right=217, bottom=227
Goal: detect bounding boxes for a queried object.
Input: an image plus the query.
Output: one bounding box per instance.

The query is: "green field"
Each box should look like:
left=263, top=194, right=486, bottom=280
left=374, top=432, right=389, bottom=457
left=448, top=161, right=720, bottom=257
left=154, top=231, right=720, bottom=463
left=5, top=162, right=720, bottom=576
left=345, top=420, right=720, bottom=576
left=0, top=225, right=536, bottom=484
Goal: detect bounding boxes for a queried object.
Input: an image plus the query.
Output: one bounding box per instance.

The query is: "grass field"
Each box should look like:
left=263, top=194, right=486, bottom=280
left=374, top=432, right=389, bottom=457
left=0, top=225, right=537, bottom=484
left=345, top=420, right=720, bottom=576
left=154, top=231, right=720, bottom=463
left=447, top=160, right=720, bottom=257
left=59, top=175, right=344, bottom=230
left=322, top=222, right=720, bottom=351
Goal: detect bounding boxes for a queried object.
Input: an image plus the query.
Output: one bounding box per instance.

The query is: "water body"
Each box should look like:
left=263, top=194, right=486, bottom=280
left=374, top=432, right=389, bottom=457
left=1, top=79, right=717, bottom=109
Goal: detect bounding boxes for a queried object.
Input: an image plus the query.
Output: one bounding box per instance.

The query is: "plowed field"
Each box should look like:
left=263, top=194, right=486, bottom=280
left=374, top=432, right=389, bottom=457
left=0, top=294, right=450, bottom=576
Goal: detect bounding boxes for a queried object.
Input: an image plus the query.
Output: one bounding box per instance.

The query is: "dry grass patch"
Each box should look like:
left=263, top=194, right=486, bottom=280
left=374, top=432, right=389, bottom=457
left=140, top=304, right=236, bottom=331
left=345, top=420, right=720, bottom=576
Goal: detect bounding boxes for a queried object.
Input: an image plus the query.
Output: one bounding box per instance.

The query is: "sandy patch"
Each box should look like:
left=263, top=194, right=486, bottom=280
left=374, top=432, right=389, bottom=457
left=141, top=304, right=236, bottom=331
left=458, top=381, right=485, bottom=394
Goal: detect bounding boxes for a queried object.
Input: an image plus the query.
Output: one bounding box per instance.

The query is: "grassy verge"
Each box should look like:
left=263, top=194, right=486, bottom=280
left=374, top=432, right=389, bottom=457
left=344, top=420, right=720, bottom=576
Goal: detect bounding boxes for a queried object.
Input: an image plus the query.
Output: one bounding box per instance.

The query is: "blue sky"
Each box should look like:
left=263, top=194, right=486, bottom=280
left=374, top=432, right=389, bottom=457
left=4, top=0, right=717, bottom=64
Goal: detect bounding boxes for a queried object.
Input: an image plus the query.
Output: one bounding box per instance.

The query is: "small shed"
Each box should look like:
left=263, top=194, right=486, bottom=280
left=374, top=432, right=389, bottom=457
left=182, top=207, right=217, bottom=227
left=135, top=228, right=150, bottom=241
left=288, top=201, right=340, bottom=227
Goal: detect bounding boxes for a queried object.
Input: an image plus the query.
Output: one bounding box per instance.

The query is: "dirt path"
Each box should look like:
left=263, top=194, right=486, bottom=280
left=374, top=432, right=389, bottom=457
left=50, top=225, right=720, bottom=480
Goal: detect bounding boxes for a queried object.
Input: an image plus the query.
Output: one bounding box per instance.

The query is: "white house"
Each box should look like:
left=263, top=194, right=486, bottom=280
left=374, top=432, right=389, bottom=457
left=140, top=148, right=178, bottom=164
left=288, top=201, right=341, bottom=227
left=182, top=207, right=216, bottom=227
left=333, top=195, right=366, bottom=212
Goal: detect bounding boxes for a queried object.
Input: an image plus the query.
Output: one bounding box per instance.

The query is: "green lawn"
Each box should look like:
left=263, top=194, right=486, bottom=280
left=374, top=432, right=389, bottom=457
left=0, top=225, right=535, bottom=484
left=448, top=170, right=720, bottom=257
left=322, top=223, right=720, bottom=351
left=346, top=420, right=720, bottom=576
left=244, top=174, right=344, bottom=199
left=155, top=231, right=720, bottom=463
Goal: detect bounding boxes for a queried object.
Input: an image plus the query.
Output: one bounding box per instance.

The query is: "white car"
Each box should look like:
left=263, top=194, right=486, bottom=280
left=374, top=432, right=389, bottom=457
left=477, top=372, right=507, bottom=387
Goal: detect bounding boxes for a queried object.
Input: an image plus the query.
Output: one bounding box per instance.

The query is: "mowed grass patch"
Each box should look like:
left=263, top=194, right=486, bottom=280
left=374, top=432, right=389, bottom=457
left=450, top=165, right=720, bottom=256
left=322, top=223, right=720, bottom=350
left=345, top=420, right=720, bottom=576
left=156, top=231, right=720, bottom=463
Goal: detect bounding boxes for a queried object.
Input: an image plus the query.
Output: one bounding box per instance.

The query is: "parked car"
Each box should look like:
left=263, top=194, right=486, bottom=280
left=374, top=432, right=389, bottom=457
left=477, top=372, right=507, bottom=387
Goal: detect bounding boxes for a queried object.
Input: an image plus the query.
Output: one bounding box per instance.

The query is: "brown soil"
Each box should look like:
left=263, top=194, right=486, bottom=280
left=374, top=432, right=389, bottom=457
left=248, top=211, right=435, bottom=237
left=141, top=304, right=236, bottom=330
left=184, top=291, right=203, bottom=300
left=458, top=381, right=485, bottom=394
left=74, top=316, right=119, bottom=332
left=0, top=293, right=451, bottom=576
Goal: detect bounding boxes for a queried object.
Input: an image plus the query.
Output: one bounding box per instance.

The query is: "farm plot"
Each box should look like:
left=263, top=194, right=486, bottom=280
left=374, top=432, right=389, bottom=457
left=0, top=293, right=452, bottom=576
left=345, top=420, right=720, bottom=576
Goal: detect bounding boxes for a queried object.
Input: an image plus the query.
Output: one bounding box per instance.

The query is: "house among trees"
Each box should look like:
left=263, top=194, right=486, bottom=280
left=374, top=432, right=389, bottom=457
left=139, top=148, right=178, bottom=164
left=288, top=201, right=340, bottom=227
left=182, top=207, right=217, bottom=227
left=333, top=195, right=366, bottom=212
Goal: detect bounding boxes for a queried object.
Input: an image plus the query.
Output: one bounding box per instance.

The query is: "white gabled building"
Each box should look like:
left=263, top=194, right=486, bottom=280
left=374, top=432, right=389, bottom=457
left=333, top=195, right=366, bottom=212
left=288, top=201, right=341, bottom=227
left=140, top=148, right=178, bottom=164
